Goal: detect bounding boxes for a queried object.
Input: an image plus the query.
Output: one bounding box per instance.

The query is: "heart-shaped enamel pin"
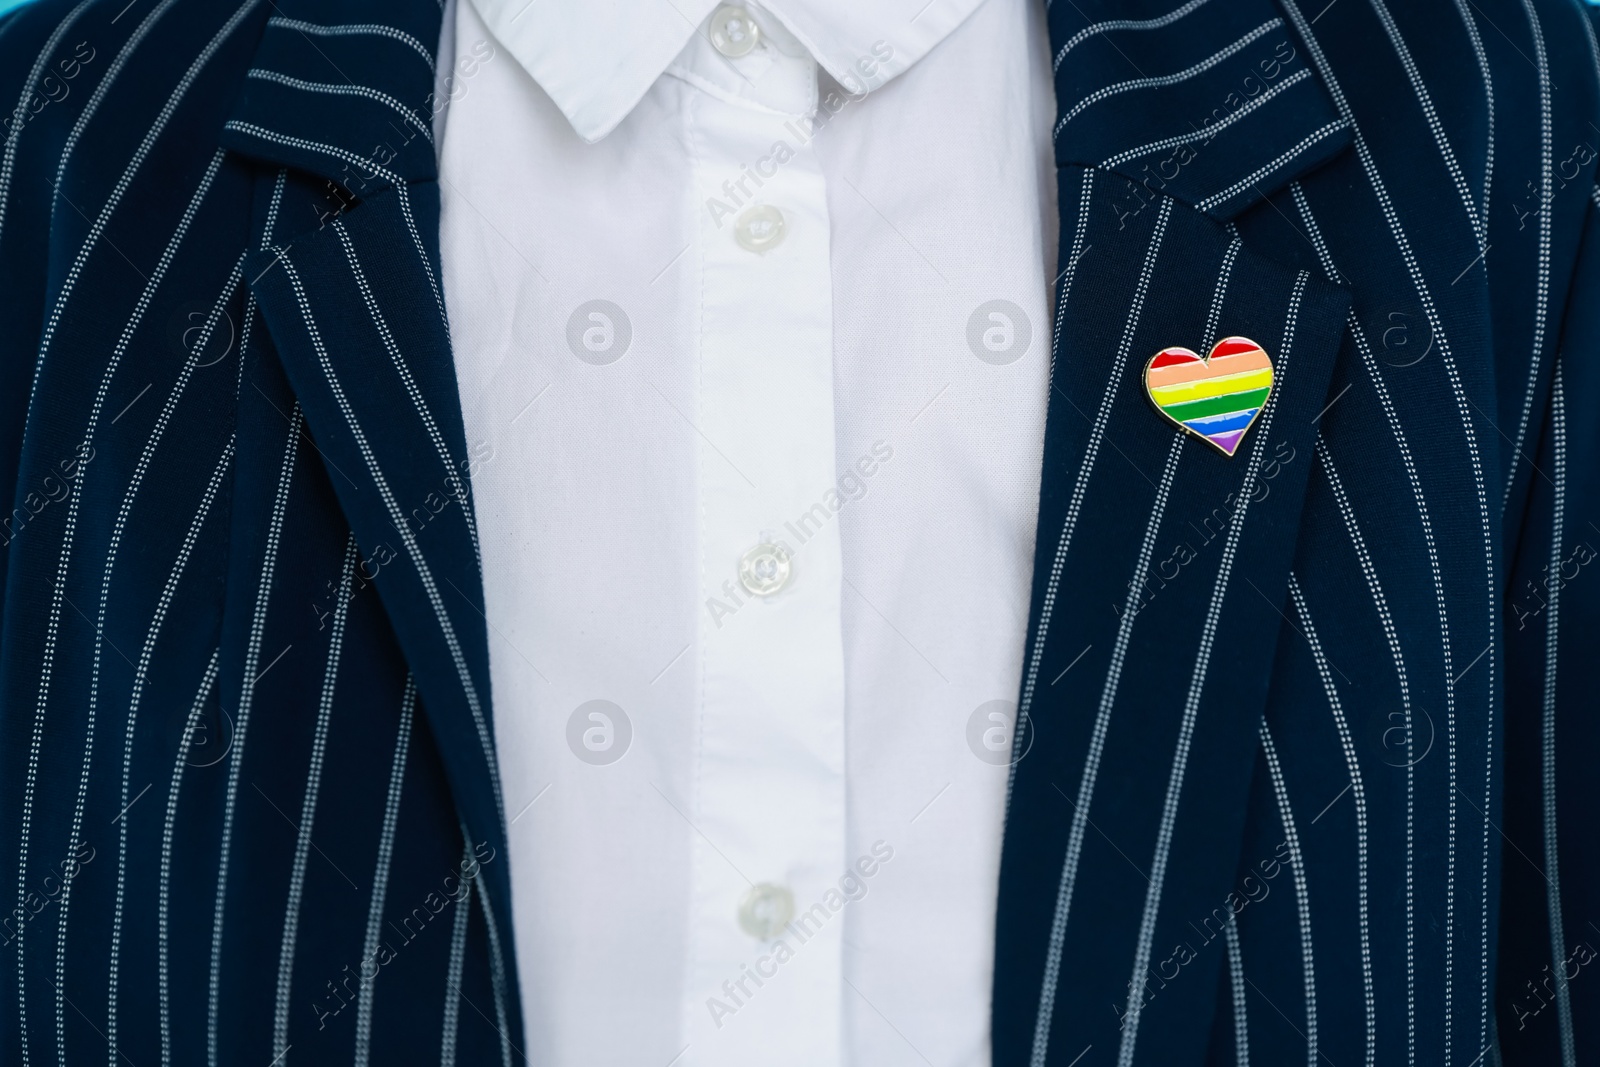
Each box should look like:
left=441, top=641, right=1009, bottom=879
left=1144, top=336, right=1274, bottom=457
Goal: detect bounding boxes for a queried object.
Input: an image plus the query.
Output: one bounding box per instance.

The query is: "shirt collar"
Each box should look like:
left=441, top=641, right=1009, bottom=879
left=467, top=0, right=991, bottom=142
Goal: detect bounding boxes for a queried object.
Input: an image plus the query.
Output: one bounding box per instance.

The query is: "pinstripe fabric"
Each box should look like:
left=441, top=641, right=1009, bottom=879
left=999, top=0, right=1600, bottom=1065
left=1258, top=723, right=1315, bottom=1065
left=0, top=0, right=1598, bottom=1064
left=0, top=0, right=515, bottom=1062
left=1539, top=362, right=1573, bottom=1066
left=1500, top=179, right=1600, bottom=1064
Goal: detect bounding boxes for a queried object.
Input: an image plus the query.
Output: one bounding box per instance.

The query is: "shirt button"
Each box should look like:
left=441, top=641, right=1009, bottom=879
left=738, top=882, right=795, bottom=940
left=709, top=5, right=761, bottom=57
left=739, top=542, right=791, bottom=596
left=734, top=204, right=786, bottom=254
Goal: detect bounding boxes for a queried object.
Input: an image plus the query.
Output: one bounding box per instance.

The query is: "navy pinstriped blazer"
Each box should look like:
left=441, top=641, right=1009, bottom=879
left=0, top=0, right=1596, bottom=1062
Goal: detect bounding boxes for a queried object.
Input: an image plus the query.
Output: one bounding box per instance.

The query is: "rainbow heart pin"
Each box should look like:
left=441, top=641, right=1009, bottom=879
left=1144, top=336, right=1274, bottom=457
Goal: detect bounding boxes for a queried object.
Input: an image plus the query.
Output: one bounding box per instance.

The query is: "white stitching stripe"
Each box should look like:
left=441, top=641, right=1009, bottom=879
left=394, top=180, right=453, bottom=342
left=1449, top=0, right=1495, bottom=233
left=158, top=649, right=221, bottom=1067
left=439, top=842, right=473, bottom=1067
left=1055, top=20, right=1284, bottom=137
left=1224, top=917, right=1249, bottom=1065
left=1543, top=362, right=1575, bottom=1067
left=1204, top=233, right=1244, bottom=351
left=1115, top=270, right=1309, bottom=1065
left=1288, top=573, right=1375, bottom=1067
left=353, top=677, right=418, bottom=1066
left=1051, top=170, right=1099, bottom=382
left=246, top=69, right=432, bottom=144
left=1501, top=0, right=1556, bottom=525
left=1052, top=0, right=1212, bottom=70
left=207, top=405, right=303, bottom=1067
left=1260, top=723, right=1317, bottom=1066
left=266, top=17, right=435, bottom=73
left=1584, top=3, right=1600, bottom=87
left=0, top=0, right=97, bottom=255
left=223, top=122, right=401, bottom=183
left=269, top=534, right=360, bottom=1062
left=262, top=169, right=288, bottom=253
left=474, top=864, right=515, bottom=1067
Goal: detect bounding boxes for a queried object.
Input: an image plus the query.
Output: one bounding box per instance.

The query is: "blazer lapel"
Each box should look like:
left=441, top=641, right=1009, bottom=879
left=214, top=0, right=512, bottom=930
left=996, top=2, right=1356, bottom=1063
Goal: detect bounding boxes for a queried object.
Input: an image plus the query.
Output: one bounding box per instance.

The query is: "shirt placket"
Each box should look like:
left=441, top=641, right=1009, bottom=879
left=682, top=38, right=849, bottom=1066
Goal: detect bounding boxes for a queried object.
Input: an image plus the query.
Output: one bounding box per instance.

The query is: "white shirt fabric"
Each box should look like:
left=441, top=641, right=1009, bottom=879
left=435, top=0, right=1057, bottom=1061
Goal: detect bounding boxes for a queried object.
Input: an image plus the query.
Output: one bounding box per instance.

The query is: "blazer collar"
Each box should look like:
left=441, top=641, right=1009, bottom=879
left=1046, top=0, right=1352, bottom=220
left=219, top=0, right=443, bottom=192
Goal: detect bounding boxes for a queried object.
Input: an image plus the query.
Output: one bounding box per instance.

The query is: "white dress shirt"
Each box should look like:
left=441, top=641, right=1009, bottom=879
left=435, top=0, right=1056, bottom=1061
